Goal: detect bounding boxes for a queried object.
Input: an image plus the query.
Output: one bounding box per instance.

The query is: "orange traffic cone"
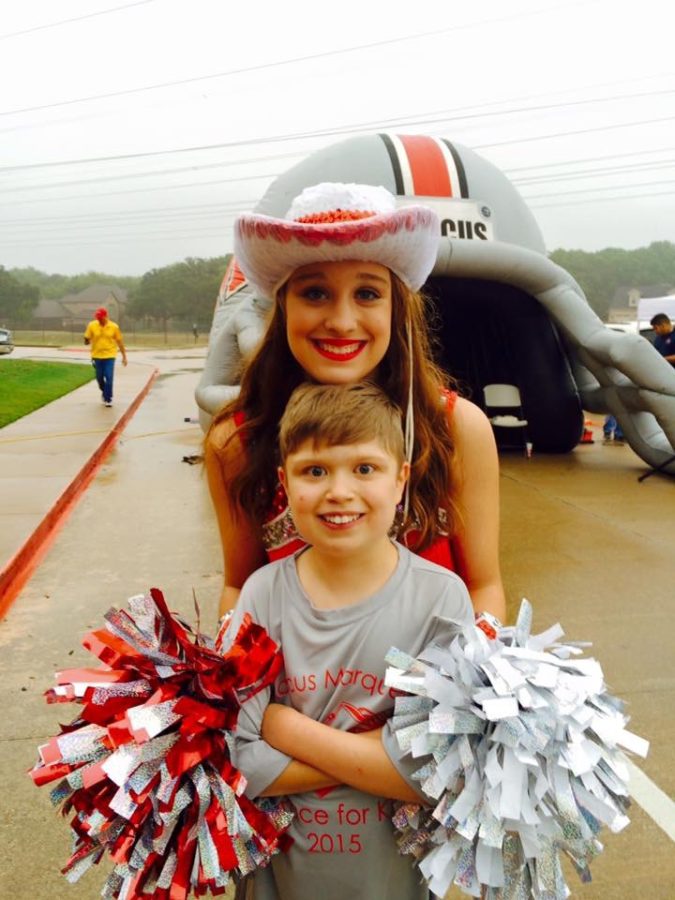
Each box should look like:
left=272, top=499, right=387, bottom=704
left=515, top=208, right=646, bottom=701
left=581, top=420, right=595, bottom=444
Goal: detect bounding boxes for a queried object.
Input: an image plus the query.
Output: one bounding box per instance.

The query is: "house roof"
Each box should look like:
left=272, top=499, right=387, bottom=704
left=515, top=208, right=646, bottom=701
left=33, top=298, right=68, bottom=318
left=33, top=284, right=130, bottom=321
left=59, top=285, right=129, bottom=306
left=611, top=283, right=674, bottom=305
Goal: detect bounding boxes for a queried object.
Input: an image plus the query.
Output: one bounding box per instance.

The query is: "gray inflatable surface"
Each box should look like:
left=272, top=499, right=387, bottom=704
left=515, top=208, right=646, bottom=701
left=196, top=133, right=675, bottom=475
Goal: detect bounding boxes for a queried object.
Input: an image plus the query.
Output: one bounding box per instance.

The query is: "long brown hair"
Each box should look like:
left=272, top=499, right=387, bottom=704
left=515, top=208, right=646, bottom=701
left=208, top=273, right=459, bottom=550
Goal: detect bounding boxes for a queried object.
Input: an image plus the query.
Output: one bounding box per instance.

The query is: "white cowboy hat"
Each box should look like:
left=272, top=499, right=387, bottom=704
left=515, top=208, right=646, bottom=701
left=234, top=182, right=440, bottom=300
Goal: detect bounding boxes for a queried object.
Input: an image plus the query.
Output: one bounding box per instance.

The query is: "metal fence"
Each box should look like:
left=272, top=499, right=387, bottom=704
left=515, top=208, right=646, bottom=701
left=4, top=317, right=210, bottom=348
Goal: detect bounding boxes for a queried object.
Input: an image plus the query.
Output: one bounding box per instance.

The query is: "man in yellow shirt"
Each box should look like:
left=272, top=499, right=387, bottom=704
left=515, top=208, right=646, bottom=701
left=83, top=307, right=128, bottom=407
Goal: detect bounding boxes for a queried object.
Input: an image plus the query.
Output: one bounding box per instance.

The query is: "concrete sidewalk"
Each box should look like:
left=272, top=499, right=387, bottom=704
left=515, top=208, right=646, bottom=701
left=0, top=351, right=673, bottom=898
left=1, top=346, right=219, bottom=612
left=0, top=348, right=159, bottom=611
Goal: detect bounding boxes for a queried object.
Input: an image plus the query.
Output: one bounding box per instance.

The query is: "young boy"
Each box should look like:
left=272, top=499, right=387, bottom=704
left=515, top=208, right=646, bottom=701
left=223, top=382, right=473, bottom=900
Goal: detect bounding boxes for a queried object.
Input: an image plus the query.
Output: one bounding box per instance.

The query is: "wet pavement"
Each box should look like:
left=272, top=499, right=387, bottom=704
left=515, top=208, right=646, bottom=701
left=0, top=350, right=673, bottom=898
left=499, top=443, right=675, bottom=897
left=0, top=347, right=159, bottom=611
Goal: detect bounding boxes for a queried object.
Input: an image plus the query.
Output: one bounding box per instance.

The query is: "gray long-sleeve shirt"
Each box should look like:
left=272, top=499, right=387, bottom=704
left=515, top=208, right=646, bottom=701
left=224, top=544, right=473, bottom=900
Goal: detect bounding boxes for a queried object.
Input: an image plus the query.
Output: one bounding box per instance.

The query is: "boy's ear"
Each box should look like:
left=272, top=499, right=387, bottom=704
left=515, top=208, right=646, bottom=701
left=277, top=465, right=286, bottom=487
left=397, top=461, right=410, bottom=498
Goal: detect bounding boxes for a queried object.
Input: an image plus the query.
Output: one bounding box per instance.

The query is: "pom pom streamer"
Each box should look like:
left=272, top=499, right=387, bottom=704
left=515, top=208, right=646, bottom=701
left=30, top=589, right=293, bottom=899
left=385, top=599, right=649, bottom=899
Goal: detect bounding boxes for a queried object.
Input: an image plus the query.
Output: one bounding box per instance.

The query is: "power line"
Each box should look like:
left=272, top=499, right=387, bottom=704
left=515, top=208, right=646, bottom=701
left=503, top=145, right=675, bottom=173
left=6, top=168, right=675, bottom=233
left=0, top=0, right=598, bottom=118
left=5, top=78, right=675, bottom=174
left=474, top=113, right=675, bottom=149
left=4, top=136, right=675, bottom=204
left=0, top=1, right=156, bottom=41
left=523, top=176, right=675, bottom=200
left=0, top=174, right=275, bottom=206
left=0, top=208, right=247, bottom=232
left=0, top=132, right=331, bottom=174
left=1, top=223, right=232, bottom=240
left=6, top=109, right=668, bottom=223
left=5, top=63, right=673, bottom=164
left=0, top=216, right=236, bottom=235
left=3, top=118, right=674, bottom=202
left=0, top=200, right=257, bottom=228
left=374, top=88, right=675, bottom=130
left=9, top=177, right=675, bottom=241
left=7, top=77, right=674, bottom=146
left=530, top=186, right=675, bottom=209
left=4, top=150, right=675, bottom=217
left=1, top=226, right=234, bottom=247
left=0, top=154, right=303, bottom=194
left=515, top=159, right=675, bottom=185
left=6, top=158, right=675, bottom=227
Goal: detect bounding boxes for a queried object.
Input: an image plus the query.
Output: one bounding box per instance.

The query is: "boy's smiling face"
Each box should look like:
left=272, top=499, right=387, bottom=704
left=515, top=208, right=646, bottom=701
left=279, top=438, right=409, bottom=560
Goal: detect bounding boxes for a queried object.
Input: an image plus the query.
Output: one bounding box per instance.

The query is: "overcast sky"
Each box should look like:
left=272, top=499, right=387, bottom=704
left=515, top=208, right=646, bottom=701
left=1, top=0, right=674, bottom=276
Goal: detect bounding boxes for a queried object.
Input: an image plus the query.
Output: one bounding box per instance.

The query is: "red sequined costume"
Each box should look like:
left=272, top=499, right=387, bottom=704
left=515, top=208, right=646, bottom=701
left=234, top=391, right=458, bottom=571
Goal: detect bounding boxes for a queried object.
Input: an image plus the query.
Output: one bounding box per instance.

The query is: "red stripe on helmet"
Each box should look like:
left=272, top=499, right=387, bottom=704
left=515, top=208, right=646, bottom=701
left=397, top=134, right=453, bottom=197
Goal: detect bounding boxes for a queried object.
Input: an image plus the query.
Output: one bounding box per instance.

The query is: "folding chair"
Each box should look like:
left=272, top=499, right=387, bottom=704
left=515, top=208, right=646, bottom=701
left=483, top=383, right=531, bottom=455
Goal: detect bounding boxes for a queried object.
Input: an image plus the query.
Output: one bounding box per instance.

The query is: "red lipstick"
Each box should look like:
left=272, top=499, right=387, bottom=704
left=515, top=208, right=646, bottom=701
left=312, top=339, right=366, bottom=361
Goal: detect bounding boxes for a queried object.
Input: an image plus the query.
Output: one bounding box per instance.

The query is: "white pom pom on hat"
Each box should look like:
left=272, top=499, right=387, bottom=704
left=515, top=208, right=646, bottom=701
left=234, top=182, right=440, bottom=300
left=286, top=182, right=396, bottom=220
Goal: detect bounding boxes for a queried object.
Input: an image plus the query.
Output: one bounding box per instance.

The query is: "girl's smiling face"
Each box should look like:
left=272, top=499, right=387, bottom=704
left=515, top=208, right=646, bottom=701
left=283, top=260, right=392, bottom=384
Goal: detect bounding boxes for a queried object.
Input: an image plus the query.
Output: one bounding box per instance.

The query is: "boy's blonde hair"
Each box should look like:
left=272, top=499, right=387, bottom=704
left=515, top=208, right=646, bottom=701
left=279, top=382, right=405, bottom=465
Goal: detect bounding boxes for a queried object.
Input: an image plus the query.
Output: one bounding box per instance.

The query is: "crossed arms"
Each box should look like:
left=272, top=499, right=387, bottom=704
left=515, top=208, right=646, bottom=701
left=255, top=703, right=423, bottom=803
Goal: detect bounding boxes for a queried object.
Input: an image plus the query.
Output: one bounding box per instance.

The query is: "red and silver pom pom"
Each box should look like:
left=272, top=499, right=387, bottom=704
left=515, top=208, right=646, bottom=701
left=30, top=588, right=293, bottom=899
left=384, top=599, right=649, bottom=899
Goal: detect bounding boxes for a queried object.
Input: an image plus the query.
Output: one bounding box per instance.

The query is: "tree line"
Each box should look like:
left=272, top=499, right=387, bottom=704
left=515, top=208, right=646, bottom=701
left=0, top=267, right=40, bottom=323
left=126, top=256, right=229, bottom=329
left=2, top=257, right=228, bottom=327
left=549, top=240, right=675, bottom=320
left=7, top=266, right=140, bottom=301
left=3, top=242, right=675, bottom=327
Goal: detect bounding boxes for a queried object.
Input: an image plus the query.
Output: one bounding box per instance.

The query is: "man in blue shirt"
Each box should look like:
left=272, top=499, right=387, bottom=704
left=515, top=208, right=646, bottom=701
left=650, top=313, right=675, bottom=368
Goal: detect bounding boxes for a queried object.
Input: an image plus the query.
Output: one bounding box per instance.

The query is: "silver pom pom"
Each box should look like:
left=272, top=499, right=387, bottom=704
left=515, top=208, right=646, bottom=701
left=384, top=599, right=649, bottom=899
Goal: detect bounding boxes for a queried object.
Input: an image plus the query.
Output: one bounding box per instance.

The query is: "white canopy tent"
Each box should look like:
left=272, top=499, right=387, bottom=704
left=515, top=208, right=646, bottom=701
left=637, top=296, right=675, bottom=324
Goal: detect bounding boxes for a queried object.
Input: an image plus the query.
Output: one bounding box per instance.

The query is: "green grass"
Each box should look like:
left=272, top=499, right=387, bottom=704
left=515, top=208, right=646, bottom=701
left=0, top=359, right=96, bottom=428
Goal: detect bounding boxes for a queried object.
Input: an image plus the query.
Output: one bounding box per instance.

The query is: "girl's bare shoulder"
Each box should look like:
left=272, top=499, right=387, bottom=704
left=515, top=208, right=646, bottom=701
left=449, top=397, right=498, bottom=477
left=449, top=395, right=493, bottom=439
left=204, top=415, right=246, bottom=473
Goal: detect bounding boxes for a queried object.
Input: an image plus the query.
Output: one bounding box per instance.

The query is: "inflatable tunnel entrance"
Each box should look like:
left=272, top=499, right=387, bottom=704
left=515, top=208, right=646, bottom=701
left=425, top=277, right=582, bottom=453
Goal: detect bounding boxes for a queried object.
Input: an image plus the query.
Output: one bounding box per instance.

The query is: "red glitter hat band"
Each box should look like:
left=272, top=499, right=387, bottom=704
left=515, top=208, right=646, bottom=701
left=294, top=209, right=375, bottom=224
